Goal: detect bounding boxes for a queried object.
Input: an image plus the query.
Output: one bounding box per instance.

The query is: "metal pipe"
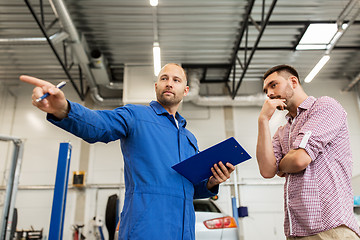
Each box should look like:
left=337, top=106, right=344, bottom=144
left=221, top=180, right=284, bottom=186
left=0, top=31, right=68, bottom=45
left=25, top=0, right=121, bottom=105
left=48, top=0, right=80, bottom=42
left=24, top=0, right=84, bottom=101
left=0, top=136, right=24, bottom=240
left=332, top=1, right=360, bottom=92
left=51, top=0, right=122, bottom=105
left=4, top=141, right=24, bottom=240
left=337, top=0, right=359, bottom=24
left=326, top=6, right=360, bottom=55
left=343, top=72, right=360, bottom=92
left=184, top=69, right=266, bottom=106
left=0, top=183, right=125, bottom=191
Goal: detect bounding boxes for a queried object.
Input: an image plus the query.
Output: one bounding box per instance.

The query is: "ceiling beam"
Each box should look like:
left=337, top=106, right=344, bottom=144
left=24, top=0, right=85, bottom=101
left=251, top=20, right=360, bottom=26
left=228, top=0, right=278, bottom=99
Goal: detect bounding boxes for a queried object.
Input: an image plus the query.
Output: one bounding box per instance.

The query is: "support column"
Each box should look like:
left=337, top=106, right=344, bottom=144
left=74, top=94, right=94, bottom=225
left=223, top=106, right=243, bottom=240
left=224, top=106, right=237, bottom=201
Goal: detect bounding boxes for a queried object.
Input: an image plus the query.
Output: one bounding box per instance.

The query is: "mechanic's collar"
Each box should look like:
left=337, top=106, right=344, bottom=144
left=150, top=100, right=187, bottom=127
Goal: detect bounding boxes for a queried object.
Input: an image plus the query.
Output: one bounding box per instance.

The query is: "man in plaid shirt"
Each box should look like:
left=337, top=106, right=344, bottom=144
left=256, top=64, right=360, bottom=239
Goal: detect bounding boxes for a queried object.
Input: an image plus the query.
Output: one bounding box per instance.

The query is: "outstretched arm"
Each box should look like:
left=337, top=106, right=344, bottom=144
left=19, top=75, right=69, bottom=119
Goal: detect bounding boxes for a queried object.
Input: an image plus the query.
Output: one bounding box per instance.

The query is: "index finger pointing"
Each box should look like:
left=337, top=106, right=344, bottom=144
left=19, top=75, right=53, bottom=88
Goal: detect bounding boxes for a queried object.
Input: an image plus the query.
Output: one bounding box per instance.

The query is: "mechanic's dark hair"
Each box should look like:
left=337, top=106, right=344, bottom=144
left=263, top=65, right=300, bottom=84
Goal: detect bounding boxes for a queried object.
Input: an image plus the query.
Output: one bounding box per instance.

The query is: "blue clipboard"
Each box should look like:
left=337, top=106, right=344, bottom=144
left=171, top=137, right=251, bottom=184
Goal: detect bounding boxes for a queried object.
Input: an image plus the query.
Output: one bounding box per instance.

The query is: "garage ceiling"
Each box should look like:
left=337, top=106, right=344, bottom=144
left=0, top=0, right=359, bottom=104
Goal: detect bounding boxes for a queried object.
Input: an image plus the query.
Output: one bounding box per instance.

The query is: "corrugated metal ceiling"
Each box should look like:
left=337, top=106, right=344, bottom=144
left=0, top=0, right=359, bottom=101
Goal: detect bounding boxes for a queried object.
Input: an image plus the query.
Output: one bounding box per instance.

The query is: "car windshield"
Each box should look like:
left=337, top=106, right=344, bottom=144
left=193, top=200, right=221, bottom=213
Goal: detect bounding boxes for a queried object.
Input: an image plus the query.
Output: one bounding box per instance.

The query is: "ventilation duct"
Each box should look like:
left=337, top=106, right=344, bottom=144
left=50, top=0, right=122, bottom=106
left=184, top=69, right=266, bottom=107
left=188, top=94, right=266, bottom=107
left=89, top=49, right=112, bottom=86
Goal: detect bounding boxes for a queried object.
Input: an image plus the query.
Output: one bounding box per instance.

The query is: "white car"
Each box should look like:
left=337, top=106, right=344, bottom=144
left=115, top=199, right=238, bottom=240
left=194, top=199, right=238, bottom=240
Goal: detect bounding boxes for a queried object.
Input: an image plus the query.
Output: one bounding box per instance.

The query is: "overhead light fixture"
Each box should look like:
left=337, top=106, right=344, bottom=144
left=150, top=0, right=158, bottom=6
left=328, top=24, right=348, bottom=47
left=296, top=44, right=329, bottom=50
left=150, top=0, right=160, bottom=75
left=299, top=23, right=348, bottom=83
left=153, top=42, right=161, bottom=76
left=296, top=23, right=349, bottom=50
left=304, top=55, right=330, bottom=83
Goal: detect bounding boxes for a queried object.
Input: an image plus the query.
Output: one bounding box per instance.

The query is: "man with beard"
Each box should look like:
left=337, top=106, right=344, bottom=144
left=20, top=63, right=235, bottom=240
left=256, top=64, right=360, bottom=239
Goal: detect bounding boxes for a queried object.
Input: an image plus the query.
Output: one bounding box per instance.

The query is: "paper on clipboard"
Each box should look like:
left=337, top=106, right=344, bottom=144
left=171, top=137, right=251, bottom=184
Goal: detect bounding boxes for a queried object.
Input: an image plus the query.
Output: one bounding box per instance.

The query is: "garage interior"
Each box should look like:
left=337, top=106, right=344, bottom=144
left=1, top=0, right=360, bottom=239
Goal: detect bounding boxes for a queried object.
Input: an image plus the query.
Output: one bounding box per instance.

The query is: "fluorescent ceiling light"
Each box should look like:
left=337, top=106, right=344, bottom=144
left=300, top=24, right=338, bottom=44
left=296, top=23, right=341, bottom=50
left=328, top=24, right=347, bottom=45
left=153, top=42, right=161, bottom=76
left=304, top=55, right=330, bottom=83
left=296, top=44, right=328, bottom=50
left=150, top=0, right=158, bottom=6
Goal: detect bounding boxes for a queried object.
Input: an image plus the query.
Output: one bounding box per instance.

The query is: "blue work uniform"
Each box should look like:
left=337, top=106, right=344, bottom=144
left=47, top=100, right=218, bottom=240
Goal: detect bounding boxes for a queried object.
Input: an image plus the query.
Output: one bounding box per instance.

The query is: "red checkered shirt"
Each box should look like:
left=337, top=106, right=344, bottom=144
left=272, top=96, right=360, bottom=237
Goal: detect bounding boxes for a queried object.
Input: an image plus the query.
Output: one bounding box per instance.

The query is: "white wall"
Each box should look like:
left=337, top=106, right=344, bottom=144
left=1, top=77, right=360, bottom=240
left=0, top=83, right=83, bottom=239
left=0, top=83, right=17, bottom=230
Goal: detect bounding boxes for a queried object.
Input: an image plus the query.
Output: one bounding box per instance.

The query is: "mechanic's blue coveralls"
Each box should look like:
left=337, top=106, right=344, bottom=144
left=47, top=100, right=217, bottom=240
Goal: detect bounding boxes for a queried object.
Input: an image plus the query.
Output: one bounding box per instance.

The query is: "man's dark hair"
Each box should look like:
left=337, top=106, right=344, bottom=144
left=263, top=64, right=300, bottom=83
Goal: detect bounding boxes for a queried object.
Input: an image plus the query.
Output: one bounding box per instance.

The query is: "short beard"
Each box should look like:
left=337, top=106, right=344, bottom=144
left=157, top=94, right=181, bottom=107
left=283, top=84, right=294, bottom=109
